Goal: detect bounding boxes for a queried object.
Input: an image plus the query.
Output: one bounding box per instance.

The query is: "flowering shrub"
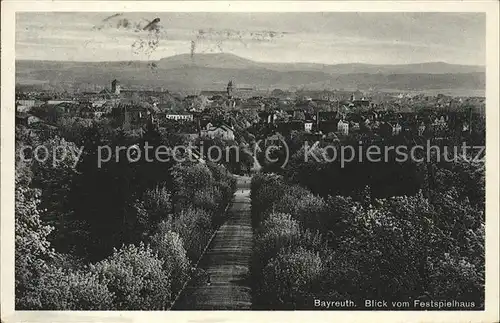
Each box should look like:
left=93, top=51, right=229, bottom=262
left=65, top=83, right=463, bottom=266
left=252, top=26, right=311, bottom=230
left=150, top=230, right=190, bottom=294
left=91, top=243, right=171, bottom=310
left=260, top=248, right=322, bottom=309
left=25, top=266, right=114, bottom=310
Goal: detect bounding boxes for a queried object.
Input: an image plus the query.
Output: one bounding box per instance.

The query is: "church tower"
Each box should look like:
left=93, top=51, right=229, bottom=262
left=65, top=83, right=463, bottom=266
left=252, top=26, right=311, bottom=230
left=227, top=80, right=233, bottom=98
left=112, top=79, right=121, bottom=95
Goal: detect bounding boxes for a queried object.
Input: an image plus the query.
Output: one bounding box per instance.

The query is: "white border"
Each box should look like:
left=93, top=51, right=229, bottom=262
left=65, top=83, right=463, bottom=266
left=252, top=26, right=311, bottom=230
left=2, top=2, right=499, bottom=323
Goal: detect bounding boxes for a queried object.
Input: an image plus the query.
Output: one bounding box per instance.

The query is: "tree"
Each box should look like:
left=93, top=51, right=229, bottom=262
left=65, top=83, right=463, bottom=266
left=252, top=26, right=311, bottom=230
left=27, top=266, right=114, bottom=310
left=15, top=184, right=55, bottom=309
left=91, top=243, right=172, bottom=310
left=261, top=248, right=322, bottom=308
left=274, top=110, right=290, bottom=122
left=150, top=231, right=190, bottom=294
left=254, top=212, right=301, bottom=270
left=239, top=109, right=260, bottom=125
left=30, top=136, right=80, bottom=251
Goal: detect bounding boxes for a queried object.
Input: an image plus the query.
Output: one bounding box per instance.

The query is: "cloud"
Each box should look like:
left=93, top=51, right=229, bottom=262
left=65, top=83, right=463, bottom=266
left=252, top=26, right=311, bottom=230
left=15, top=12, right=486, bottom=65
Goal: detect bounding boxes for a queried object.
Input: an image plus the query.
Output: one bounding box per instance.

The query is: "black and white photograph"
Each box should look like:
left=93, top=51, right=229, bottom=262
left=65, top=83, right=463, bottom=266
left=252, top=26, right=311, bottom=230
left=1, top=1, right=499, bottom=322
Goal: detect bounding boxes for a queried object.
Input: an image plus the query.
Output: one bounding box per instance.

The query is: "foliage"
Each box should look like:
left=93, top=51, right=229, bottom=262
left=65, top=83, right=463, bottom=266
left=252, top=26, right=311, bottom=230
left=15, top=185, right=55, bottom=309
left=251, top=172, right=485, bottom=308
left=254, top=213, right=301, bottom=270
left=15, top=109, right=237, bottom=310
left=150, top=230, right=190, bottom=294
left=260, top=248, right=322, bottom=309
left=250, top=173, right=286, bottom=226
left=134, top=185, right=172, bottom=237
left=22, top=266, right=114, bottom=310
left=91, top=243, right=171, bottom=310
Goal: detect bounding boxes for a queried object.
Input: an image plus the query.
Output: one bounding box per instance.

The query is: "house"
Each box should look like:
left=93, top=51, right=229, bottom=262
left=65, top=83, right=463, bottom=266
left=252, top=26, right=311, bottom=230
left=165, top=113, right=194, bottom=122
left=16, top=113, right=42, bottom=126
left=201, top=123, right=235, bottom=141
left=393, top=123, right=402, bottom=135
left=350, top=122, right=360, bottom=131
left=259, top=111, right=277, bottom=124
left=16, top=99, right=43, bottom=109
left=92, top=99, right=107, bottom=108
left=432, top=116, right=448, bottom=131
left=337, top=119, right=349, bottom=135
left=418, top=122, right=426, bottom=136
left=47, top=100, right=75, bottom=105
left=16, top=105, right=31, bottom=113
left=304, top=121, right=313, bottom=132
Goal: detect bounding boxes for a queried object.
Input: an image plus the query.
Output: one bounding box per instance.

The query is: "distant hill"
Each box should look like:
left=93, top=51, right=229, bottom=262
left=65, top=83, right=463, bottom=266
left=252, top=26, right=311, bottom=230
left=156, top=53, right=485, bottom=74
left=16, top=53, right=485, bottom=93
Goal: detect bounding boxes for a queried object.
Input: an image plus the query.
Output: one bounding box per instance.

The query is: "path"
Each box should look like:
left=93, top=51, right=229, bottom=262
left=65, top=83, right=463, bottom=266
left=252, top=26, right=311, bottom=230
left=172, top=175, right=253, bottom=310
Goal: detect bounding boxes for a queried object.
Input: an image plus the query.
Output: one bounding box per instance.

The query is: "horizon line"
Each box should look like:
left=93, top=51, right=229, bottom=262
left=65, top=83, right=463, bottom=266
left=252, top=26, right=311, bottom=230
left=14, top=53, right=486, bottom=67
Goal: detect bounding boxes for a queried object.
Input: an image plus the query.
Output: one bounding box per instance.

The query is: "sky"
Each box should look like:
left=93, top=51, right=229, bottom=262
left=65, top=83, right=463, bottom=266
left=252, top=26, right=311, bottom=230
left=16, top=12, right=486, bottom=65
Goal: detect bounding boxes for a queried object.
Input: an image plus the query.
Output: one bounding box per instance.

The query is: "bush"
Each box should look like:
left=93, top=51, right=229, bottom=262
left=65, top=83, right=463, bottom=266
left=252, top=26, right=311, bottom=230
left=91, top=243, right=171, bottom=310
left=272, top=186, right=328, bottom=231
left=133, top=185, right=173, bottom=237
left=150, top=230, right=190, bottom=294
left=260, top=248, right=322, bottom=309
left=428, top=252, right=484, bottom=306
left=254, top=213, right=301, bottom=269
left=192, top=187, right=220, bottom=215
left=15, top=185, right=55, bottom=309
left=142, top=185, right=172, bottom=223
left=156, top=207, right=212, bottom=261
left=250, top=173, right=285, bottom=226
left=24, top=266, right=114, bottom=310
left=172, top=163, right=213, bottom=204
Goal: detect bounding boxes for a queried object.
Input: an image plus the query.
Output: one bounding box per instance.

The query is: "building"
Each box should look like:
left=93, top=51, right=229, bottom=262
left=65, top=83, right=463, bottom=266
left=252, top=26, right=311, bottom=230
left=259, top=111, right=277, bottom=124
left=227, top=80, right=233, bottom=98
left=16, top=99, right=43, bottom=109
left=165, top=113, right=194, bottom=122
left=16, top=113, right=42, bottom=126
left=304, top=121, right=313, bottom=132
left=393, top=123, right=402, bottom=135
left=337, top=119, right=349, bottom=135
left=112, top=79, right=121, bottom=95
left=47, top=100, right=75, bottom=105
left=350, top=122, right=360, bottom=131
left=418, top=122, right=426, bottom=136
left=201, top=123, right=235, bottom=141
